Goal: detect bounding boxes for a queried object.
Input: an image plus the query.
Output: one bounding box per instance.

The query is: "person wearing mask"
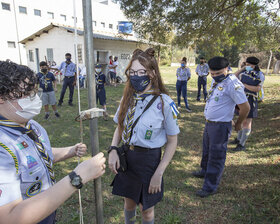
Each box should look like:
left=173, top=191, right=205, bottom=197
left=57, top=53, right=78, bottom=106
left=37, top=61, right=60, bottom=120
left=195, top=57, right=209, bottom=102
left=0, top=60, right=106, bottom=224
left=108, top=48, right=179, bottom=224
left=176, top=57, right=192, bottom=112
left=232, top=57, right=265, bottom=151
left=192, top=56, right=249, bottom=197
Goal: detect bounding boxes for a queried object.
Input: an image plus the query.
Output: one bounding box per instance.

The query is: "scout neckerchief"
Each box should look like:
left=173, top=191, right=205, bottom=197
left=122, top=90, right=154, bottom=143
left=0, top=116, right=55, bottom=184
left=206, top=75, right=229, bottom=102
left=41, top=72, right=48, bottom=90
left=198, top=64, right=208, bottom=75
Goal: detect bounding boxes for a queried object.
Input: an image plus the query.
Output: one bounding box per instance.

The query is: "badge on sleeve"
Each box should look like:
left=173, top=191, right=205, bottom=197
left=145, top=130, right=153, bottom=140
left=170, top=102, right=179, bottom=119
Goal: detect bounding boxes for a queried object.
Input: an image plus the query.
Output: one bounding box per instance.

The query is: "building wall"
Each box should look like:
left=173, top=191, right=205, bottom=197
left=24, top=27, right=146, bottom=77
left=0, top=0, right=128, bottom=64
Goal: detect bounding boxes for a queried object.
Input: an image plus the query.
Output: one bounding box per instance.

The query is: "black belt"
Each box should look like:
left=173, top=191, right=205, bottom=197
left=206, top=120, right=230, bottom=124
left=64, top=76, right=74, bottom=78
left=129, top=145, right=161, bottom=152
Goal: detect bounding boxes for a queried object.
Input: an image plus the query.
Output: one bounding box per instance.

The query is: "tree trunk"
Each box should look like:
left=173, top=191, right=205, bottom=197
left=157, top=45, right=161, bottom=65
left=273, top=60, right=280, bottom=74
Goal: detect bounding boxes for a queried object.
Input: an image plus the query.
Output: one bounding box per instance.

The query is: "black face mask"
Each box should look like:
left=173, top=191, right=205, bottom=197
left=41, top=68, right=48, bottom=73
left=200, top=61, right=204, bottom=65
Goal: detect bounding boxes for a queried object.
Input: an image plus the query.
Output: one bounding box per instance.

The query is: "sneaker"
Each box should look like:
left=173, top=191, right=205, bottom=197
left=196, top=98, right=200, bottom=102
left=55, top=112, right=60, bottom=118
left=68, top=102, right=74, bottom=106
left=233, top=144, right=246, bottom=151
left=230, top=138, right=240, bottom=145
left=178, top=105, right=181, bottom=109
left=186, top=107, right=192, bottom=112
left=58, top=102, right=62, bottom=107
left=44, top=113, right=50, bottom=120
left=196, top=189, right=217, bottom=198
left=192, top=170, right=205, bottom=178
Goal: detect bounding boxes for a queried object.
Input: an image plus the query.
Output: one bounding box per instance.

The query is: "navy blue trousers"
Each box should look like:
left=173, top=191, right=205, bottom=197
left=200, top=122, right=232, bottom=192
left=96, top=88, right=106, bottom=106
left=38, top=211, right=56, bottom=224
left=59, top=76, right=75, bottom=104
left=197, top=76, right=207, bottom=100
left=176, top=80, right=189, bottom=108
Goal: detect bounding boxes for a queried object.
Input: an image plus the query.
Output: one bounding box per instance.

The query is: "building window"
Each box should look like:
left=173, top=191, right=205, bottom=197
left=47, top=12, right=54, bottom=19
left=1, top=2, right=10, bottom=11
left=7, top=41, right=16, bottom=48
left=77, top=44, right=83, bottom=64
left=19, top=6, right=27, bottom=14
left=109, top=24, right=113, bottom=29
left=34, top=9, right=41, bottom=16
left=72, top=16, right=77, bottom=23
left=60, top=14, right=66, bottom=21
left=47, top=48, right=54, bottom=62
left=92, top=20, right=97, bottom=27
left=29, top=50, right=34, bottom=62
left=101, top=22, right=105, bottom=28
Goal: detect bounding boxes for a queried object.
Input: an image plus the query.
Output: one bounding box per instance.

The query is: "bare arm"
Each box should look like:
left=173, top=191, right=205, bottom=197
left=234, top=68, right=245, bottom=77
left=52, top=143, right=87, bottom=163
left=235, top=102, right=250, bottom=131
left=243, top=84, right=261, bottom=92
left=108, top=126, right=122, bottom=174
left=0, top=153, right=106, bottom=224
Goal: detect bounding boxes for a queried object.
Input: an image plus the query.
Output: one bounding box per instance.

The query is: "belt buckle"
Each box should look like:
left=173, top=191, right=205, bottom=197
left=129, top=145, right=134, bottom=151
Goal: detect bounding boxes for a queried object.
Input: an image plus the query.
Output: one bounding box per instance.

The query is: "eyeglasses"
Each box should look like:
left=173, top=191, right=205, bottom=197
left=127, top=69, right=147, bottom=76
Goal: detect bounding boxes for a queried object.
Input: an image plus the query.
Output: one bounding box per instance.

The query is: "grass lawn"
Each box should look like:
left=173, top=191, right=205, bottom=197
left=35, top=66, right=280, bottom=224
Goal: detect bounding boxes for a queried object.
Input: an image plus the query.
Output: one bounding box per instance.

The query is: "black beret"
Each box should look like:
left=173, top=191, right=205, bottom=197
left=246, top=57, right=259, bottom=65
left=208, top=56, right=229, bottom=70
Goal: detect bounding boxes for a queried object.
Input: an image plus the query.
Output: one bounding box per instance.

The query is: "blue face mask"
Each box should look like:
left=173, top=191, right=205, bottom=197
left=130, top=75, right=150, bottom=92
left=245, top=66, right=253, bottom=72
left=181, top=63, right=185, bottom=67
left=213, top=74, right=226, bottom=83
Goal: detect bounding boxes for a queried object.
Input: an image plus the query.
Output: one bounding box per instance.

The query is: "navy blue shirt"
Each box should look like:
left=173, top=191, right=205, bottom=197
left=95, top=73, right=106, bottom=89
left=37, top=72, right=56, bottom=92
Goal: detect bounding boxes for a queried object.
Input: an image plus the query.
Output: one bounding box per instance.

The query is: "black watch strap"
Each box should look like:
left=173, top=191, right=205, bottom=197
left=108, top=146, right=118, bottom=154
left=69, top=171, right=83, bottom=189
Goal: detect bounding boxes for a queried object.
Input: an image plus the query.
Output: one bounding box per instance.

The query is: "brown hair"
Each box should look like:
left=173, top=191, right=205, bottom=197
left=118, top=48, right=168, bottom=135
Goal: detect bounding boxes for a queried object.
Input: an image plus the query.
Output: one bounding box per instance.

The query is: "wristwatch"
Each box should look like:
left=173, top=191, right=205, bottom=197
left=69, top=171, right=83, bottom=189
left=107, top=146, right=118, bottom=154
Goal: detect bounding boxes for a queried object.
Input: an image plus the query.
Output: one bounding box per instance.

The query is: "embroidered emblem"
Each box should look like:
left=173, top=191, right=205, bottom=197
left=157, top=102, right=162, bottom=110
left=145, top=130, right=153, bottom=140
left=170, top=102, right=179, bottom=119
left=218, top=86, right=223, bottom=91
left=22, top=141, right=28, bottom=148
left=26, top=181, right=42, bottom=197
left=235, top=86, right=241, bottom=90
left=215, top=96, right=219, bottom=102
left=16, top=143, right=24, bottom=150
left=26, top=155, right=38, bottom=169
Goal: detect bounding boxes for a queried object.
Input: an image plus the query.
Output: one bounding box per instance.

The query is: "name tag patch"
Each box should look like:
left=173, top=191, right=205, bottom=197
left=145, top=130, right=153, bottom=140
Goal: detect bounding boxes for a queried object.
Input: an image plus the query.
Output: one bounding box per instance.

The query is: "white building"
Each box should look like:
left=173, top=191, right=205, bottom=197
left=0, top=0, right=130, bottom=64
left=20, top=23, right=148, bottom=77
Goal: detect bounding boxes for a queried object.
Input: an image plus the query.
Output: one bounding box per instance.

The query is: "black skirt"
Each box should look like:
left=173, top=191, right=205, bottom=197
left=247, top=95, right=258, bottom=118
left=111, top=148, right=163, bottom=211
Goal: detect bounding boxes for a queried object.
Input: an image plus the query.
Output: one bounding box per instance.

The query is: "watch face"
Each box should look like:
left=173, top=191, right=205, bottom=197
left=72, top=176, right=81, bottom=186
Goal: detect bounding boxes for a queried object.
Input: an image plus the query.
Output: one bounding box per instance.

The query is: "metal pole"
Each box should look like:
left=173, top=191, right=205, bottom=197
left=82, top=1, right=104, bottom=224
left=12, top=0, right=22, bottom=64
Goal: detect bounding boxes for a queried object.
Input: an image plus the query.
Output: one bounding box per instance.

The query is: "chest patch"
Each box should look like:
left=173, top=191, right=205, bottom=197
left=145, top=130, right=153, bottom=140
left=26, top=155, right=38, bottom=169
left=218, top=86, right=223, bottom=91
left=26, top=181, right=42, bottom=197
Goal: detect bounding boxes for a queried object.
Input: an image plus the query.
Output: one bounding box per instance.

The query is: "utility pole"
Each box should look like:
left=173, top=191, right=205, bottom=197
left=82, top=0, right=104, bottom=223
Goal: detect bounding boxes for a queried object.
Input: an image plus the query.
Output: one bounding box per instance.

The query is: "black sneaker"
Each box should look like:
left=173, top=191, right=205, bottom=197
left=232, top=144, right=246, bottom=151
left=230, top=138, right=240, bottom=145
left=196, top=98, right=200, bottom=102
left=196, top=189, right=217, bottom=198
left=55, top=112, right=60, bottom=118
left=44, top=113, right=50, bottom=120
left=186, top=107, right=192, bottom=113
left=68, top=102, right=74, bottom=106
left=192, top=170, right=205, bottom=178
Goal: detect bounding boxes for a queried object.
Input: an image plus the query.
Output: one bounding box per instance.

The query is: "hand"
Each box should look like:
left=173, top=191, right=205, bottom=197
left=72, top=143, right=87, bottom=157
left=148, top=172, right=162, bottom=194
left=74, top=152, right=106, bottom=184
left=73, top=81, right=77, bottom=86
left=108, top=150, right=120, bottom=174
left=235, top=121, right=242, bottom=132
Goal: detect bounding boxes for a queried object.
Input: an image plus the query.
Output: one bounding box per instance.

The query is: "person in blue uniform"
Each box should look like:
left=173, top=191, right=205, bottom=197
left=57, top=53, right=78, bottom=106
left=232, top=57, right=264, bottom=151
left=192, top=56, right=250, bottom=197
left=0, top=61, right=106, bottom=224
left=108, top=48, right=179, bottom=224
left=195, top=57, right=209, bottom=102
left=37, top=61, right=60, bottom=120
left=95, top=64, right=108, bottom=120
left=176, top=57, right=191, bottom=112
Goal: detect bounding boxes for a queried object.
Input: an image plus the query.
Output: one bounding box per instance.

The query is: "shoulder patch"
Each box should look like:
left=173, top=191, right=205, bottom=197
left=170, top=102, right=179, bottom=119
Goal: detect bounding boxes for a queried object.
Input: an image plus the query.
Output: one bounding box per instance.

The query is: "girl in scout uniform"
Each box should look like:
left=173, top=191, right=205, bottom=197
left=108, top=48, right=179, bottom=224
left=233, top=56, right=264, bottom=151
left=176, top=57, right=192, bottom=112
